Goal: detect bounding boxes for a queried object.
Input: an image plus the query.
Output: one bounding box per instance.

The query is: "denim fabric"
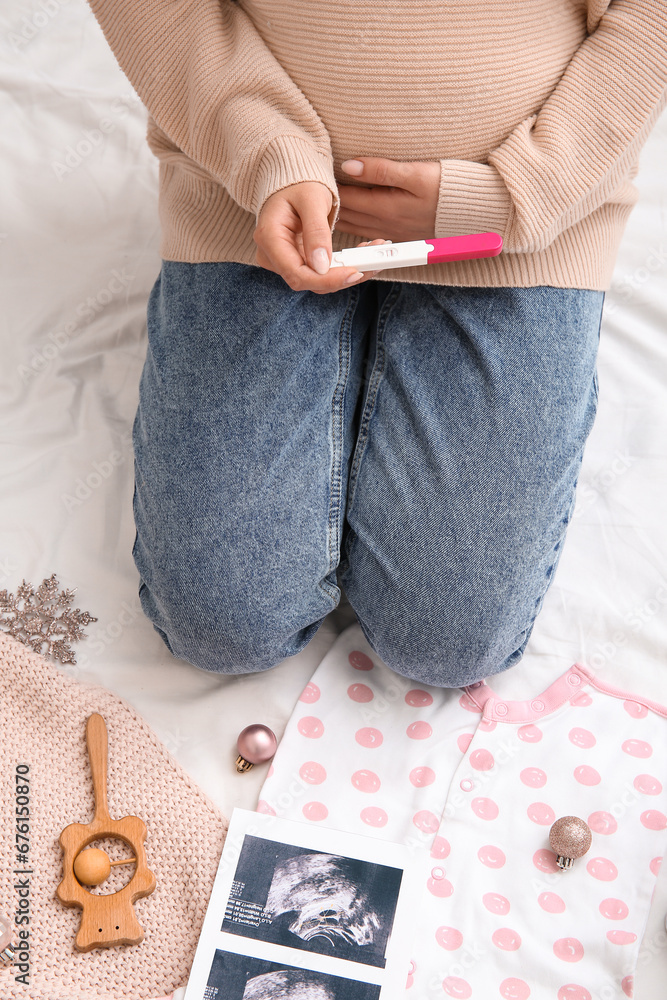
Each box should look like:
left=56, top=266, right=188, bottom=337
left=132, top=262, right=604, bottom=687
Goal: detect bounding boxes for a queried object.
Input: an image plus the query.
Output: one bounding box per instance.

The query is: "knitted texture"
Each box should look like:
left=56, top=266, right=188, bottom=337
left=0, top=633, right=227, bottom=1000
left=84, top=0, right=667, bottom=288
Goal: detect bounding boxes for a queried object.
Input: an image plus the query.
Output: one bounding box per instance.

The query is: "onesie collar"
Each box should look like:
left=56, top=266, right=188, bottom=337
left=463, top=661, right=667, bottom=723
left=463, top=664, right=590, bottom=723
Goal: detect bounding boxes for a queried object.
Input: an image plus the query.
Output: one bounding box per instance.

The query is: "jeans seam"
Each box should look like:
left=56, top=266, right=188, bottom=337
left=346, top=284, right=401, bottom=511
left=512, top=465, right=583, bottom=665
left=325, top=290, right=358, bottom=578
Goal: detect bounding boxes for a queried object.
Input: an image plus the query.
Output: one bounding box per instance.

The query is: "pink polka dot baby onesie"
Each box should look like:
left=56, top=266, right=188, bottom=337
left=257, top=623, right=667, bottom=999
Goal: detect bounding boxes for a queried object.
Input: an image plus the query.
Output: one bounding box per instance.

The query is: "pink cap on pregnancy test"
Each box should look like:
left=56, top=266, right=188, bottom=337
left=425, top=232, right=502, bottom=262
left=329, top=232, right=502, bottom=272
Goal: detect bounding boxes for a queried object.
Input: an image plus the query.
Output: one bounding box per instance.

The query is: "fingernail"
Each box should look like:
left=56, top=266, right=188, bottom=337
left=341, top=159, right=364, bottom=176
left=312, top=248, right=330, bottom=274
left=344, top=271, right=364, bottom=284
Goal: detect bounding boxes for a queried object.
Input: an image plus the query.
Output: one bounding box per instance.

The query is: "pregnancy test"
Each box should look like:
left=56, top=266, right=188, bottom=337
left=329, top=232, right=502, bottom=271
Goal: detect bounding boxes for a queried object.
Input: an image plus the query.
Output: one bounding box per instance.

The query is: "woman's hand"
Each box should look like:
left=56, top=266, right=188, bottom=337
left=254, top=182, right=381, bottom=294
left=336, top=157, right=441, bottom=242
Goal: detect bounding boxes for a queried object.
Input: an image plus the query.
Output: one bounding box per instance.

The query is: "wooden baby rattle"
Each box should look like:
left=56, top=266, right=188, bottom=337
left=56, top=713, right=156, bottom=952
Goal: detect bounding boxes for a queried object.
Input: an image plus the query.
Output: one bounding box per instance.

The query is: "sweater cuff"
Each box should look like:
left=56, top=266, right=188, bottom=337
left=435, top=160, right=512, bottom=241
left=253, top=134, right=340, bottom=232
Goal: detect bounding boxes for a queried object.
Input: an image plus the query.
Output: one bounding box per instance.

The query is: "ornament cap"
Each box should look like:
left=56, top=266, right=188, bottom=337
left=235, top=754, right=254, bottom=773
left=0, top=912, right=16, bottom=964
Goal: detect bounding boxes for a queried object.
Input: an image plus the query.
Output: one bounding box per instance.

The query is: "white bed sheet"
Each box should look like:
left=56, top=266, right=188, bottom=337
left=1, top=2, right=666, bottom=994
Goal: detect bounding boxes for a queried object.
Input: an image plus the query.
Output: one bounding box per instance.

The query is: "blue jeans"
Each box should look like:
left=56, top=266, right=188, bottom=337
left=132, top=262, right=604, bottom=687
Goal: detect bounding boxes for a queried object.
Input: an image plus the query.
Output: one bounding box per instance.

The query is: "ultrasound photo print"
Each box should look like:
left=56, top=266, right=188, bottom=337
left=205, top=951, right=381, bottom=1000
left=222, top=836, right=403, bottom=967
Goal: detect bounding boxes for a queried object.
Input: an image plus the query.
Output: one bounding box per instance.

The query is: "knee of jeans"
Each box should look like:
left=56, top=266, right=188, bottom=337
left=363, top=622, right=526, bottom=689
left=137, top=578, right=311, bottom=676
left=351, top=591, right=530, bottom=689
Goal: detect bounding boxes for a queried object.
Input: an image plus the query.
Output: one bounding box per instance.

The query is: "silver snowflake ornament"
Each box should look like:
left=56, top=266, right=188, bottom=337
left=0, top=574, right=98, bottom=664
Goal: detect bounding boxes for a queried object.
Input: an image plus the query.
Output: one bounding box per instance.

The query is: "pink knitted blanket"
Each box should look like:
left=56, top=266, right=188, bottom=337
left=0, top=633, right=227, bottom=999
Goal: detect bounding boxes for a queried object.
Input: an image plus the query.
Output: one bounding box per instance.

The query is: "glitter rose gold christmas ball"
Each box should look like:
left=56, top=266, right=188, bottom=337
left=549, top=815, right=592, bottom=867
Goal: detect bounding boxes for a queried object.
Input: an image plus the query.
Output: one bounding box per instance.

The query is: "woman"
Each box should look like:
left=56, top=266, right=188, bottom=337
left=87, top=0, right=666, bottom=685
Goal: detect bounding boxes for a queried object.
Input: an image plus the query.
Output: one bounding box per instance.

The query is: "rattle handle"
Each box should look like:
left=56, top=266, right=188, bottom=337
left=86, top=713, right=110, bottom=821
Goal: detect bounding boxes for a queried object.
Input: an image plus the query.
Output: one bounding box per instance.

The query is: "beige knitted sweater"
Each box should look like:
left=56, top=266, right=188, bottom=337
left=87, top=0, right=667, bottom=288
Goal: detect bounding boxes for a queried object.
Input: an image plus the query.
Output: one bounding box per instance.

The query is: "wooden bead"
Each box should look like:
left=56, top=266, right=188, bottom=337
left=74, top=848, right=111, bottom=886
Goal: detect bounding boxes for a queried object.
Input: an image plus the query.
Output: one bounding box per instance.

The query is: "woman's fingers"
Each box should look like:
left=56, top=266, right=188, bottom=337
left=255, top=183, right=368, bottom=292
left=255, top=185, right=388, bottom=292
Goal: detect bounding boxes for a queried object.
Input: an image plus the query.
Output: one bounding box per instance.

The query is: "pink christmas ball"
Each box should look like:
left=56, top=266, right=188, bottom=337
left=237, top=724, right=277, bottom=764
